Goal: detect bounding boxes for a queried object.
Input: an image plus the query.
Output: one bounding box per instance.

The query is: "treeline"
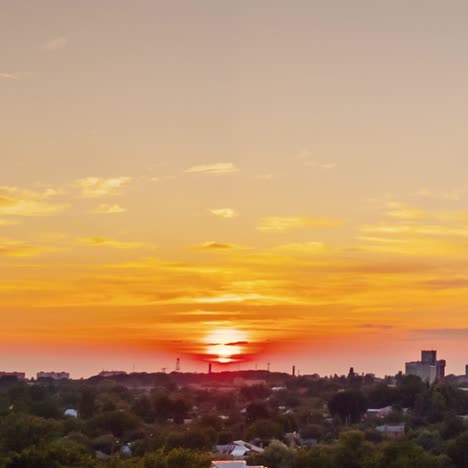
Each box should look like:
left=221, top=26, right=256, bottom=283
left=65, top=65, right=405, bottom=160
left=0, top=372, right=468, bottom=467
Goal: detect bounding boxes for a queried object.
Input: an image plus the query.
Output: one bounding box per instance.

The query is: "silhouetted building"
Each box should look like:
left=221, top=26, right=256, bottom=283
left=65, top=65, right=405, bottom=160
left=37, top=371, right=70, bottom=381
left=405, top=350, right=445, bottom=384
left=0, top=371, right=26, bottom=381
left=99, top=370, right=127, bottom=377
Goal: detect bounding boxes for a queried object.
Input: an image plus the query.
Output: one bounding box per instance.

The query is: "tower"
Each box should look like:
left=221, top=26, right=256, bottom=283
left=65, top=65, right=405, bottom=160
left=175, top=358, right=181, bottom=372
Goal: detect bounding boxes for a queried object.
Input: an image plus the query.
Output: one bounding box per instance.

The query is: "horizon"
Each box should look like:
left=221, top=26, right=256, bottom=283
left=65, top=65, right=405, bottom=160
left=4, top=2, right=468, bottom=381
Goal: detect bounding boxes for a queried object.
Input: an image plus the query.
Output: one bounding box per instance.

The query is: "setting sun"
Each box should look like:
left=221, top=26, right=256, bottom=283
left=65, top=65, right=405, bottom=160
left=204, top=329, right=249, bottom=363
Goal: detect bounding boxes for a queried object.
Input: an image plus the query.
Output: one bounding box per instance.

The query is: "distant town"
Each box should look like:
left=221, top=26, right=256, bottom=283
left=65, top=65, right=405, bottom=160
left=2, top=349, right=467, bottom=385
left=0, top=349, right=467, bottom=467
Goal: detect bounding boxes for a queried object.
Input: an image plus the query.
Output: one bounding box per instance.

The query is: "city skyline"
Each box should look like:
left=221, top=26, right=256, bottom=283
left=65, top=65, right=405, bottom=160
left=4, top=2, right=468, bottom=377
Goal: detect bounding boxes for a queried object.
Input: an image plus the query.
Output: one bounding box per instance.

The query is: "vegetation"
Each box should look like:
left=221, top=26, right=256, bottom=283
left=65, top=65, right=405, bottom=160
left=0, top=370, right=467, bottom=467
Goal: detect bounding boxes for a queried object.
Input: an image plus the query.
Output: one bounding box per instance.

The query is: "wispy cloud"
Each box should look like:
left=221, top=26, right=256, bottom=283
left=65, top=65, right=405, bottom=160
left=412, top=187, right=468, bottom=201
left=0, top=238, right=44, bottom=257
left=0, top=73, right=18, bottom=80
left=297, top=149, right=337, bottom=170
left=274, top=241, right=327, bottom=253
left=385, top=202, right=427, bottom=220
left=195, top=241, right=241, bottom=251
left=209, top=208, right=238, bottom=219
left=92, top=204, right=127, bottom=214
left=304, top=160, right=337, bottom=170
left=256, top=173, right=273, bottom=181
left=79, top=237, right=144, bottom=249
left=41, top=36, right=68, bottom=51
left=76, top=177, right=132, bottom=198
left=258, top=216, right=340, bottom=232
left=0, top=219, right=19, bottom=226
left=0, top=186, right=68, bottom=217
left=185, top=163, right=239, bottom=175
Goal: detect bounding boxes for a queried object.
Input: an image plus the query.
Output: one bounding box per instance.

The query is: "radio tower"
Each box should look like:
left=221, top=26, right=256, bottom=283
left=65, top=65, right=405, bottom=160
left=175, top=358, right=181, bottom=372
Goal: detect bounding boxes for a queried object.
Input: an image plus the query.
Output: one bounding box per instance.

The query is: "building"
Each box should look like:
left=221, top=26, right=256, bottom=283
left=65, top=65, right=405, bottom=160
left=212, top=462, right=266, bottom=468
left=376, top=424, right=406, bottom=439
left=215, top=441, right=264, bottom=458
left=405, top=350, right=446, bottom=384
left=366, top=406, right=393, bottom=419
left=0, top=372, right=26, bottom=381
left=36, top=371, right=70, bottom=381
left=98, top=370, right=127, bottom=378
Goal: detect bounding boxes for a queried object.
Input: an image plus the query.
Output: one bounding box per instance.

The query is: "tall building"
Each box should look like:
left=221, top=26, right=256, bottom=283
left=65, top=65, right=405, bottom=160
left=405, top=350, right=446, bottom=384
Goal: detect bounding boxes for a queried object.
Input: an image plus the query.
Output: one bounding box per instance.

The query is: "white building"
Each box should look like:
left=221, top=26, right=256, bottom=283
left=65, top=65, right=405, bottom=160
left=405, top=350, right=446, bottom=384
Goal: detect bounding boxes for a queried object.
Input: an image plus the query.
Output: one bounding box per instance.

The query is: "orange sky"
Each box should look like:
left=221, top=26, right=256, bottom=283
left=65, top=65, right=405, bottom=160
left=3, top=1, right=468, bottom=377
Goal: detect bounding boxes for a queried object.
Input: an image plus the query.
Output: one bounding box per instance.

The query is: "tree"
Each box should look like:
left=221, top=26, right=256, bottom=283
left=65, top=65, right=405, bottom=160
left=252, top=440, right=295, bottom=468
left=328, top=390, right=368, bottom=424
left=246, top=419, right=284, bottom=440
left=79, top=387, right=96, bottom=419
left=447, top=431, right=468, bottom=468
left=334, top=430, right=376, bottom=468
left=132, top=395, right=154, bottom=423
left=5, top=440, right=95, bottom=468
left=165, top=448, right=211, bottom=468
left=246, top=402, right=270, bottom=422
left=171, top=399, right=189, bottom=424
left=153, top=395, right=172, bottom=422
left=0, top=413, right=62, bottom=453
left=376, top=440, right=449, bottom=468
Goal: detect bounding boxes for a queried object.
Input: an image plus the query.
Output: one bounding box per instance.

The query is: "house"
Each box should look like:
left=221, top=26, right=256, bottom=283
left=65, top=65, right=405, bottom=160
left=211, top=462, right=266, bottom=468
left=215, top=441, right=264, bottom=458
left=376, top=424, right=405, bottom=439
left=366, top=406, right=393, bottom=419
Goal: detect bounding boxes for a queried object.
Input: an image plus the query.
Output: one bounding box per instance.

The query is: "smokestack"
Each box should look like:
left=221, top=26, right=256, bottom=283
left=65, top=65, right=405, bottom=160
left=208, top=363, right=212, bottom=374
left=292, top=365, right=296, bottom=377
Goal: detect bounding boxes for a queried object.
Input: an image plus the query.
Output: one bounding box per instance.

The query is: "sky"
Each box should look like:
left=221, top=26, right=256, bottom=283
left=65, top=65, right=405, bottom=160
left=3, top=1, right=468, bottom=377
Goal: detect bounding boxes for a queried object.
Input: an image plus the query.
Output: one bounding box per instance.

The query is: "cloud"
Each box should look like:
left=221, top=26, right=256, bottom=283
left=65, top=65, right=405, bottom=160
left=385, top=202, right=427, bottom=220
left=361, top=224, right=468, bottom=238
left=79, top=237, right=144, bottom=249
left=274, top=241, right=327, bottom=253
left=257, top=216, right=340, bottom=232
left=0, top=219, right=19, bottom=226
left=92, top=204, right=127, bottom=214
left=0, top=73, right=18, bottom=80
left=412, top=187, right=468, bottom=201
left=411, top=328, right=468, bottom=339
left=304, top=160, right=337, bottom=170
left=297, top=149, right=337, bottom=170
left=76, top=177, right=132, bottom=198
left=421, top=278, right=468, bottom=290
left=256, top=174, right=273, bottom=181
left=0, top=238, right=44, bottom=257
left=357, top=323, right=393, bottom=330
left=185, top=163, right=239, bottom=175
left=196, top=241, right=240, bottom=251
left=42, top=36, right=68, bottom=51
left=209, top=208, right=238, bottom=219
left=0, top=186, right=68, bottom=217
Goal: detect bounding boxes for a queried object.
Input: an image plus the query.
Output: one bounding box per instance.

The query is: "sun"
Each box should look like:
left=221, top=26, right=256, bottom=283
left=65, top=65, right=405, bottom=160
left=203, top=328, right=248, bottom=363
